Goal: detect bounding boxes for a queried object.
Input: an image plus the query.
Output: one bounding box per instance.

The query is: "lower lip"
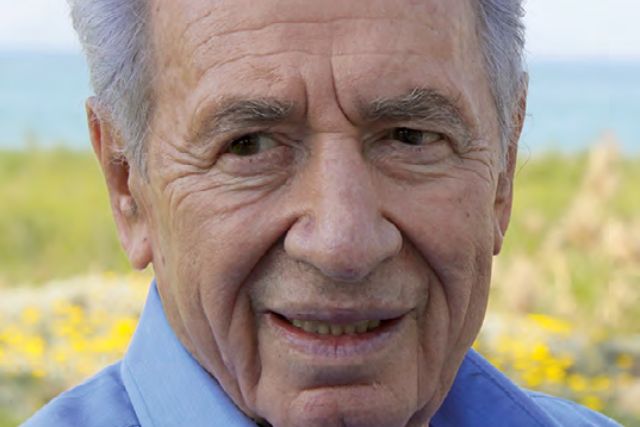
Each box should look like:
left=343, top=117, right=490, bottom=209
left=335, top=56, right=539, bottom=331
left=266, top=313, right=406, bottom=358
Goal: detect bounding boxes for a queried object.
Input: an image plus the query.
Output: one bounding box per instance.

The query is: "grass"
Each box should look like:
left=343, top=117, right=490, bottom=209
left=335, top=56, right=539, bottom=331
left=505, top=149, right=640, bottom=257
left=494, top=142, right=640, bottom=332
left=504, top=151, right=589, bottom=255
left=0, top=410, right=17, bottom=427
left=0, top=147, right=129, bottom=286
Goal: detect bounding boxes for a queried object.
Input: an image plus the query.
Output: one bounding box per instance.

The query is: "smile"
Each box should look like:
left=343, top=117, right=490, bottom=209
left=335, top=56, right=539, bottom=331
left=288, top=318, right=383, bottom=336
left=266, top=310, right=409, bottom=358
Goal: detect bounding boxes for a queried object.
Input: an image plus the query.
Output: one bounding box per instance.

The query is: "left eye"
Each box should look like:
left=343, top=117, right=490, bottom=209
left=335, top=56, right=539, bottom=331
left=226, top=133, right=279, bottom=156
left=391, top=128, right=443, bottom=146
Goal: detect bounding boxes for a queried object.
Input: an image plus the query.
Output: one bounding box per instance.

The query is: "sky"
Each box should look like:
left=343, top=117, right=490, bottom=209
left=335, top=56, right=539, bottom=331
left=0, top=0, right=639, bottom=59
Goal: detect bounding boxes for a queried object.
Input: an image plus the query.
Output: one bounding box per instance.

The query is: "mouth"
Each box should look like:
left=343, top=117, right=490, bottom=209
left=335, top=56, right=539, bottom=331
left=286, top=317, right=387, bottom=336
left=266, top=310, right=408, bottom=357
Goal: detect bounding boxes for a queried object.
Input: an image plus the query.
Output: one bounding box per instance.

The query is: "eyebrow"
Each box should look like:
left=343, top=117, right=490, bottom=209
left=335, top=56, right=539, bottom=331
left=361, top=87, right=472, bottom=146
left=188, top=98, right=294, bottom=145
left=188, top=88, right=472, bottom=147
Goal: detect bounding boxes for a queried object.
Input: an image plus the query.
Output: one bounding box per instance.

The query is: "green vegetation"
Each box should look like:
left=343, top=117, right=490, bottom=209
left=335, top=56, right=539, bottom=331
left=0, top=410, right=18, bottom=427
left=505, top=150, right=640, bottom=256
left=0, top=148, right=129, bottom=286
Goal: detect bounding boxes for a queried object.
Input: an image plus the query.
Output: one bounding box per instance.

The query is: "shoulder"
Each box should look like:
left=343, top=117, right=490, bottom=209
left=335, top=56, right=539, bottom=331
left=22, top=361, right=140, bottom=427
left=467, top=351, right=621, bottom=426
left=433, top=350, right=622, bottom=427
left=526, top=390, right=622, bottom=427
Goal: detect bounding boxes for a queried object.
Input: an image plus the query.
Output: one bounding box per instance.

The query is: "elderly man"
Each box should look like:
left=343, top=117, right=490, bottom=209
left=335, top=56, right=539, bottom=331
left=25, top=0, right=620, bottom=426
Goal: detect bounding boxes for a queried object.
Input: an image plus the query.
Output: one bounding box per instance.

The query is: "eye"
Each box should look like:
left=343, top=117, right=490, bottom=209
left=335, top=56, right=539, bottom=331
left=226, top=133, right=278, bottom=156
left=391, top=128, right=443, bottom=146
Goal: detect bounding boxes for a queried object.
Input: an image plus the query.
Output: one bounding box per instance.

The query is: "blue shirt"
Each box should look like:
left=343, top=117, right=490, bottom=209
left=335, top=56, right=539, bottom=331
left=23, top=282, right=621, bottom=427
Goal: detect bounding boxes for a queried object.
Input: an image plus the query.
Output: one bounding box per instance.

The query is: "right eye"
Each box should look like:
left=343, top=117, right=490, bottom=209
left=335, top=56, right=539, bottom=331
left=391, top=127, right=444, bottom=146
left=226, top=133, right=279, bottom=156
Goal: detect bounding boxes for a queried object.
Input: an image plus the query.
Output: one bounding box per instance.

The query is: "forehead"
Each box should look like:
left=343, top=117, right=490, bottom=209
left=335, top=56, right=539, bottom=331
left=149, top=0, right=480, bottom=78
left=147, top=0, right=491, bottom=135
left=150, top=0, right=475, bottom=43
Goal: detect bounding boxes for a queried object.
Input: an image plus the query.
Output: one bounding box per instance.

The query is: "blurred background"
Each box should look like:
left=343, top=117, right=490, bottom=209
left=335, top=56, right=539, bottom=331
left=0, top=0, right=639, bottom=425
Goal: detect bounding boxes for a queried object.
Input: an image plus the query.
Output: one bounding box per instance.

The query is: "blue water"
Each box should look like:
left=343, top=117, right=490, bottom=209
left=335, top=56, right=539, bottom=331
left=521, top=59, right=640, bottom=155
left=1, top=51, right=639, bottom=154
left=0, top=51, right=91, bottom=149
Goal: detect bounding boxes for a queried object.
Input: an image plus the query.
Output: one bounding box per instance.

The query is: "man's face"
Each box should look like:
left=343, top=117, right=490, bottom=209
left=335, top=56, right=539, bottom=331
left=119, top=0, right=516, bottom=426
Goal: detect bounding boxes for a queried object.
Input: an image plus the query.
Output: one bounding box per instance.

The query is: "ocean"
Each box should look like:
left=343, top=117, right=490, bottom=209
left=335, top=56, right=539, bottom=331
left=1, top=51, right=638, bottom=154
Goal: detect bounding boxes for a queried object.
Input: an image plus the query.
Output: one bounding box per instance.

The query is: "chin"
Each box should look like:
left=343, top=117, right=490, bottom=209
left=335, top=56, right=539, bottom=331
left=256, top=383, right=429, bottom=427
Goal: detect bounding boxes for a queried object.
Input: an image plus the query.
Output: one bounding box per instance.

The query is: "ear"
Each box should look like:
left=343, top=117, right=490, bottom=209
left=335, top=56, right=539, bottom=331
left=493, top=75, right=528, bottom=255
left=87, top=97, right=152, bottom=270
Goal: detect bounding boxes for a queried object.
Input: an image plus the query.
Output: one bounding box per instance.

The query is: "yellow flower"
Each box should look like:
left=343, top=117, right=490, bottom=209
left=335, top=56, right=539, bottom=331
left=24, top=336, right=45, bottom=358
left=568, top=374, right=588, bottom=393
left=531, top=342, right=550, bottom=362
left=591, top=375, right=612, bottom=391
left=580, top=395, right=604, bottom=412
left=527, top=313, right=572, bottom=335
left=616, top=354, right=633, bottom=370
left=521, top=369, right=543, bottom=388
left=32, top=367, right=47, bottom=379
left=21, top=307, right=41, bottom=325
left=556, top=354, right=575, bottom=369
left=112, top=318, right=137, bottom=339
left=543, top=364, right=566, bottom=384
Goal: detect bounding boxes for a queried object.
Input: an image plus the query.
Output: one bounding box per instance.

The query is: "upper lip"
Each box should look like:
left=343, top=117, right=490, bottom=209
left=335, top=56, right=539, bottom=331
left=268, top=306, right=411, bottom=324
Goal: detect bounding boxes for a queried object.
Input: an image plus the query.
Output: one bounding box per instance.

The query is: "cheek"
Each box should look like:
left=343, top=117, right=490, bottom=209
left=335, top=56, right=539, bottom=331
left=150, top=181, right=300, bottom=413
left=382, top=179, right=495, bottom=413
left=158, top=171, right=290, bottom=285
left=384, top=178, right=495, bottom=338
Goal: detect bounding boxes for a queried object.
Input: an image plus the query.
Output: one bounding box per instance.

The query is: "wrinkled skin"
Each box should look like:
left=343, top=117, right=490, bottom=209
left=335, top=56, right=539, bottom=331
left=89, top=0, right=525, bottom=426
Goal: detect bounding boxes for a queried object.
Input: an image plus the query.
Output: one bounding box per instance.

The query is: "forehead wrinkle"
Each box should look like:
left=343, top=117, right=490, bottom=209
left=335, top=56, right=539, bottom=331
left=197, top=16, right=433, bottom=41
left=177, top=1, right=439, bottom=47
left=163, top=2, right=232, bottom=51
left=179, top=8, right=215, bottom=45
left=189, top=16, right=436, bottom=68
left=153, top=0, right=475, bottom=84
left=193, top=51, right=433, bottom=90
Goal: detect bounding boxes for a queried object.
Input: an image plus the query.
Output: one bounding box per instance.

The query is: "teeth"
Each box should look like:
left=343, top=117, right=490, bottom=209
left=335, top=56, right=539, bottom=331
left=368, top=320, right=381, bottom=330
left=355, top=321, right=369, bottom=333
left=287, top=318, right=384, bottom=336
left=302, top=321, right=315, bottom=333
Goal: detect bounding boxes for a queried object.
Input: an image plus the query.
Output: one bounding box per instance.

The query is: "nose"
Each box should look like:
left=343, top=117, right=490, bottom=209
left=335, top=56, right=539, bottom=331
left=284, top=137, right=402, bottom=282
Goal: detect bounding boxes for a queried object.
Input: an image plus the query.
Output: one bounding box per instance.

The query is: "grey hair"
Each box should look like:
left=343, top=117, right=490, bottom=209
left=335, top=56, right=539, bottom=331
left=68, top=0, right=526, bottom=171
left=67, top=0, right=152, bottom=171
left=474, top=0, right=527, bottom=161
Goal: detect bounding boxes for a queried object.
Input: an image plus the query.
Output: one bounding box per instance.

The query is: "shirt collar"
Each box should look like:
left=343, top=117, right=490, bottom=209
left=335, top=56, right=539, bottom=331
left=121, top=280, right=258, bottom=427
left=122, top=281, right=555, bottom=427
left=431, top=349, right=557, bottom=427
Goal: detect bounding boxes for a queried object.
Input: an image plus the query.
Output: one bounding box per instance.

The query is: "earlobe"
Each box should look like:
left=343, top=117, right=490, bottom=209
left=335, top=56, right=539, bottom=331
left=86, top=98, right=152, bottom=270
